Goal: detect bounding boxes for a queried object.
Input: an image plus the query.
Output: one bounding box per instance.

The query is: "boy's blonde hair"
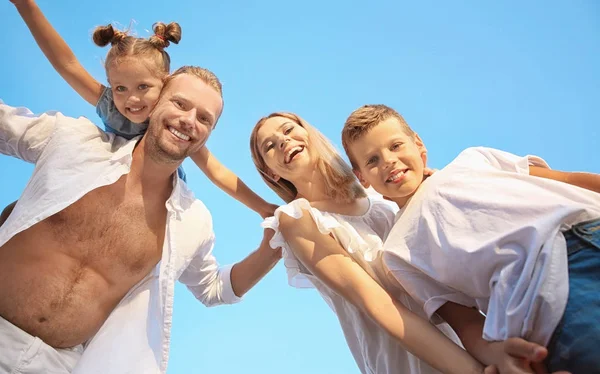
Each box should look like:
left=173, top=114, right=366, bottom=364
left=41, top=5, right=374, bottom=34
left=342, top=104, right=415, bottom=169
left=250, top=112, right=366, bottom=204
left=93, top=22, right=182, bottom=79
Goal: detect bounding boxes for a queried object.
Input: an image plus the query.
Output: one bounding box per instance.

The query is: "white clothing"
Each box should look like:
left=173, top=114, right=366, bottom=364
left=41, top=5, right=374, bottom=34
left=262, top=196, right=460, bottom=374
left=0, top=101, right=241, bottom=374
left=383, top=147, right=600, bottom=345
left=0, top=316, right=82, bottom=374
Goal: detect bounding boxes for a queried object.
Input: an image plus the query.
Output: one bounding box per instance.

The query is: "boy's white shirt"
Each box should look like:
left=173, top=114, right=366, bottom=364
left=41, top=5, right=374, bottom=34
left=383, top=147, right=600, bottom=345
left=263, top=196, right=459, bottom=374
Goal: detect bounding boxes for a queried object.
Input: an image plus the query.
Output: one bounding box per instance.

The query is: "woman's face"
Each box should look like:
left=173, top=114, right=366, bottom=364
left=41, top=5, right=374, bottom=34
left=255, top=116, right=315, bottom=183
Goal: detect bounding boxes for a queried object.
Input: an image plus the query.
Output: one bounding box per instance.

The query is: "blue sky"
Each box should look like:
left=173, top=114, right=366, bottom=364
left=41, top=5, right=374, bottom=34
left=1, top=0, right=599, bottom=373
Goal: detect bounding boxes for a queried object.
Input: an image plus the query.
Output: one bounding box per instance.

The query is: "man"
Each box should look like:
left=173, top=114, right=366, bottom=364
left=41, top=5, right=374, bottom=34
left=0, top=66, right=281, bottom=374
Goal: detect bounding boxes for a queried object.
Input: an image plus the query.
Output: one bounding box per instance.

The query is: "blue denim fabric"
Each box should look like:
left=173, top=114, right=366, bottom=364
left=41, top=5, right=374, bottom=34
left=546, top=218, right=600, bottom=374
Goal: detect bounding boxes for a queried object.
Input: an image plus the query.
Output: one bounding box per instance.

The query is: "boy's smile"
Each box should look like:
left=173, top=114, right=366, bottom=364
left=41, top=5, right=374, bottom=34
left=350, top=117, right=427, bottom=207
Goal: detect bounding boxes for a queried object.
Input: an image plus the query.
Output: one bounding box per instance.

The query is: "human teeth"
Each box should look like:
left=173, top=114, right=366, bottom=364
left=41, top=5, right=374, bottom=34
left=285, top=146, right=303, bottom=163
left=387, top=171, right=404, bottom=182
left=169, top=127, right=190, bottom=141
left=129, top=107, right=144, bottom=112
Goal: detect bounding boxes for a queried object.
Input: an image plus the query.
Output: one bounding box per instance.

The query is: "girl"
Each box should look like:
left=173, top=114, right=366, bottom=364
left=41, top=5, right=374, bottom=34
left=250, top=112, right=554, bottom=374
left=8, top=0, right=277, bottom=220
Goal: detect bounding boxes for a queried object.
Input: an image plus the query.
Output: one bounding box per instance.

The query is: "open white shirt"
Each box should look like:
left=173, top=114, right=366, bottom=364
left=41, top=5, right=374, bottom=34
left=0, top=101, right=241, bottom=374
left=262, top=196, right=460, bottom=374
left=383, top=147, right=600, bottom=345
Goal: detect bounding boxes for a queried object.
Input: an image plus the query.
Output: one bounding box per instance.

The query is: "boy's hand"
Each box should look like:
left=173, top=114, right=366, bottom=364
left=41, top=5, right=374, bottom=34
left=483, top=338, right=570, bottom=374
left=423, top=167, right=438, bottom=176
left=260, top=203, right=279, bottom=219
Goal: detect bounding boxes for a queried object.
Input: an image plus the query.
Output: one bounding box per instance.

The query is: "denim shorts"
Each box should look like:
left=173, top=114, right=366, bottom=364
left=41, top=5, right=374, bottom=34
left=546, top=218, right=600, bottom=374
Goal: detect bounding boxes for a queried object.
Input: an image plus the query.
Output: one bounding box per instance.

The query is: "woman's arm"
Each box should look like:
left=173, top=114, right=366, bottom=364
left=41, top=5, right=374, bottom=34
left=278, top=210, right=483, bottom=374
left=191, top=146, right=278, bottom=218
left=11, top=0, right=104, bottom=105
left=529, top=166, right=600, bottom=194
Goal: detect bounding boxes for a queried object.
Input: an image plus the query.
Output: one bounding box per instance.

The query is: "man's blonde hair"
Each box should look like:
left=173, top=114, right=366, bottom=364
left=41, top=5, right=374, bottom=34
left=164, top=65, right=223, bottom=97
left=342, top=104, right=415, bottom=169
left=250, top=112, right=365, bottom=204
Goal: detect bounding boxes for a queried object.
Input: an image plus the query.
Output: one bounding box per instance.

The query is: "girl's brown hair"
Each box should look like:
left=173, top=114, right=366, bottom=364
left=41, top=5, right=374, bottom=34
left=92, top=22, right=182, bottom=78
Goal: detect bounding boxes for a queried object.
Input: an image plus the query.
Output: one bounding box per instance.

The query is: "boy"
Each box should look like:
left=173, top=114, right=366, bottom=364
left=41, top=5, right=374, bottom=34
left=341, top=104, right=600, bottom=373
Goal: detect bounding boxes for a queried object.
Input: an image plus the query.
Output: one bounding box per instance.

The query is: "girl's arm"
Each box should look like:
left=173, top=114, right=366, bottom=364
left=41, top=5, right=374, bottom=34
left=191, top=147, right=278, bottom=218
left=278, top=210, right=483, bottom=374
left=11, top=0, right=104, bottom=105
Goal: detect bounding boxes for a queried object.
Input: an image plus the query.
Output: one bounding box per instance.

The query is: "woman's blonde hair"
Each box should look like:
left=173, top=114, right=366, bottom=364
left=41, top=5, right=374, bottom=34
left=250, top=112, right=365, bottom=204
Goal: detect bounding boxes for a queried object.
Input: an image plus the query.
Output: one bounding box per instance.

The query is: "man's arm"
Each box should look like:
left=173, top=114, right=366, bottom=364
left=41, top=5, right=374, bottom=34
left=0, top=100, right=56, bottom=163
left=179, top=229, right=281, bottom=306
left=278, top=210, right=483, bottom=374
left=230, top=229, right=282, bottom=297
left=530, top=166, right=600, bottom=194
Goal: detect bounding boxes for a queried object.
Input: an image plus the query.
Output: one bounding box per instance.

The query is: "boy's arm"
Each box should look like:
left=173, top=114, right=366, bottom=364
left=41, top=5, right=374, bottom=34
left=529, top=166, right=600, bottom=194
left=438, top=302, right=554, bottom=374
left=11, top=0, right=104, bottom=106
left=191, top=147, right=278, bottom=218
left=279, top=211, right=483, bottom=374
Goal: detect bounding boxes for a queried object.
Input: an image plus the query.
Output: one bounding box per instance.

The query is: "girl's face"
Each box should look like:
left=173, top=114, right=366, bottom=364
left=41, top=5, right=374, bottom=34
left=255, top=116, right=315, bottom=183
left=107, top=57, right=165, bottom=124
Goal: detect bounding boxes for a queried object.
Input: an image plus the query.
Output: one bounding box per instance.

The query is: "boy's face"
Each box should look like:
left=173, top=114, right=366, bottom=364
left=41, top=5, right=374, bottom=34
left=350, top=117, right=427, bottom=207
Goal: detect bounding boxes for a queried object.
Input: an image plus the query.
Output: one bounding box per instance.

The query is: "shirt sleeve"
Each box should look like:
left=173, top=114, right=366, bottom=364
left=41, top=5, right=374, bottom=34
left=178, top=233, right=242, bottom=307
left=383, top=251, right=478, bottom=323
left=0, top=100, right=57, bottom=163
left=462, top=147, right=550, bottom=174
left=96, top=87, right=147, bottom=140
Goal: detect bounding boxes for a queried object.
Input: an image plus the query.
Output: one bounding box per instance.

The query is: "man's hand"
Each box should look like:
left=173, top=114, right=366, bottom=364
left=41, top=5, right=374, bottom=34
left=259, top=203, right=279, bottom=219
left=260, top=228, right=282, bottom=259
left=483, top=338, right=571, bottom=374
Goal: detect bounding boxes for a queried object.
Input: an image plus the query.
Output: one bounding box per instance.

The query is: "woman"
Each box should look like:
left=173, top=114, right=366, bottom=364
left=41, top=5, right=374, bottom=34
left=249, top=112, right=558, bottom=374
left=249, top=112, right=480, bottom=373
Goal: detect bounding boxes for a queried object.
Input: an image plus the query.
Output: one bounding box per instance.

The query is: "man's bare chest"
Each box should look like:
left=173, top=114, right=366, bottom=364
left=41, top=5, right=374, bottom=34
left=45, top=181, right=167, bottom=275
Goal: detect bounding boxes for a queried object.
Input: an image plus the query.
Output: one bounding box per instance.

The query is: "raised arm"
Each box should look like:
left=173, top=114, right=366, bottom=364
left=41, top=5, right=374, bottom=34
left=278, top=210, right=483, bottom=374
left=530, top=166, right=600, bottom=194
left=0, top=100, right=56, bottom=162
left=180, top=228, right=281, bottom=306
left=11, top=0, right=104, bottom=105
left=191, top=146, right=278, bottom=218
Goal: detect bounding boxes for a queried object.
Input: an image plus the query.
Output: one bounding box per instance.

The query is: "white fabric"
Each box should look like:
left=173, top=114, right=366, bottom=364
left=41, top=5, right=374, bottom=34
left=262, top=196, right=459, bottom=374
left=0, top=101, right=241, bottom=374
left=0, top=316, right=83, bottom=374
left=383, top=146, right=600, bottom=346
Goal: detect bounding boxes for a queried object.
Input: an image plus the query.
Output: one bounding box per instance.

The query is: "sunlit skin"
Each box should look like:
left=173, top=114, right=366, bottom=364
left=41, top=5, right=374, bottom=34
left=256, top=116, right=316, bottom=183
left=349, top=117, right=427, bottom=208
left=145, top=74, right=222, bottom=164
left=0, top=74, right=223, bottom=349
left=107, top=57, right=164, bottom=124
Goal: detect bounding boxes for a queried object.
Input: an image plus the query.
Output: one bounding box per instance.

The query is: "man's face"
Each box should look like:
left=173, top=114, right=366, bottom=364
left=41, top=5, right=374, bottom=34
left=350, top=117, right=427, bottom=207
left=145, top=74, right=223, bottom=164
